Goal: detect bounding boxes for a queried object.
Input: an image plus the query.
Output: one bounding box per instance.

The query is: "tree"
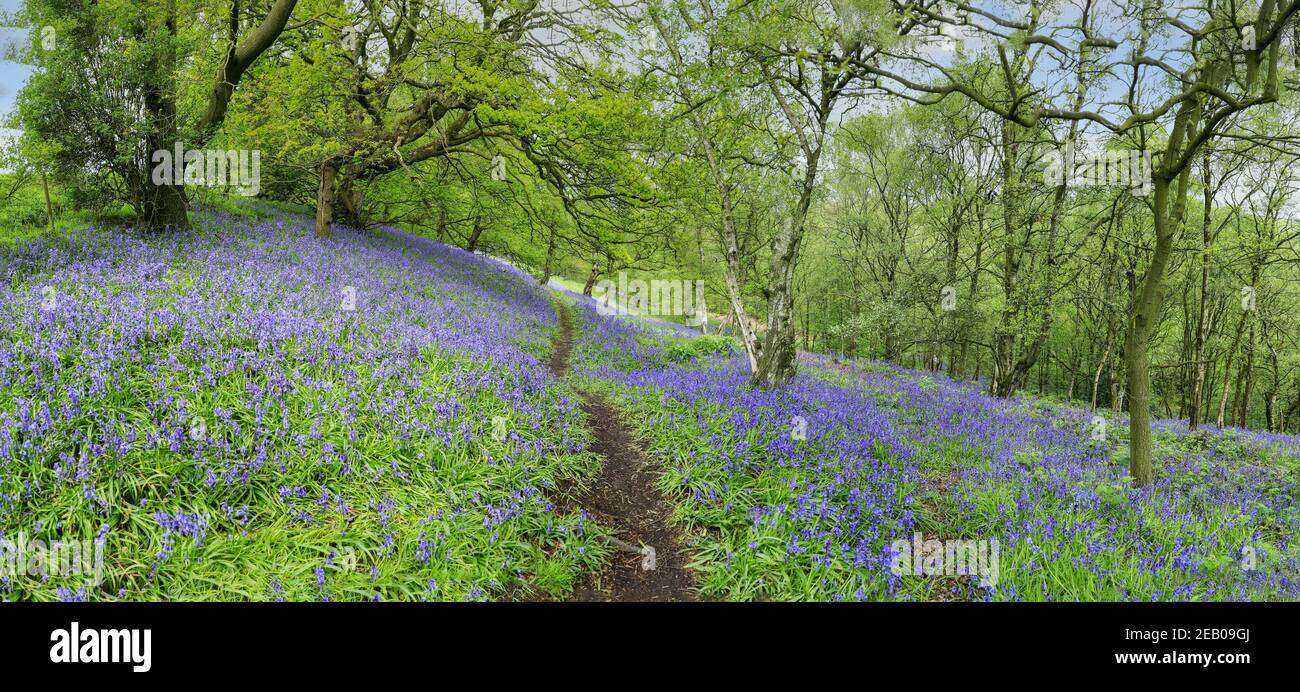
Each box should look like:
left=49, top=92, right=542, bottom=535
left=17, top=0, right=298, bottom=229
left=852, top=0, right=1300, bottom=484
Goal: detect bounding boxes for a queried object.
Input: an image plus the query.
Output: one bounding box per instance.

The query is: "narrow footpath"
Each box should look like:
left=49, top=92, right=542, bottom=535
left=547, top=298, right=697, bottom=602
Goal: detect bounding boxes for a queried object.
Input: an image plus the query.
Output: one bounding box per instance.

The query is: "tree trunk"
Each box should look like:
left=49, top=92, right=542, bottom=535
left=1038, top=350, right=1048, bottom=392
left=722, top=226, right=760, bottom=373
left=1238, top=316, right=1257, bottom=427
left=749, top=59, right=828, bottom=389
left=464, top=215, right=484, bottom=252
left=336, top=174, right=365, bottom=229
left=1216, top=309, right=1248, bottom=427
left=957, top=229, right=985, bottom=380
left=1264, top=339, right=1281, bottom=431
left=315, top=160, right=335, bottom=239
left=1091, top=341, right=1111, bottom=411
left=1069, top=342, right=1084, bottom=400
left=41, top=172, right=54, bottom=232
left=140, top=102, right=189, bottom=230
left=540, top=225, right=557, bottom=285
left=1125, top=177, right=1176, bottom=486
left=138, top=2, right=189, bottom=231
left=753, top=214, right=804, bottom=388
left=847, top=267, right=860, bottom=359
left=1189, top=147, right=1219, bottom=430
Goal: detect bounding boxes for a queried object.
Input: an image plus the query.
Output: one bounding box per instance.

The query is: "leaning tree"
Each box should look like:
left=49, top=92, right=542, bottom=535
left=854, top=0, right=1300, bottom=486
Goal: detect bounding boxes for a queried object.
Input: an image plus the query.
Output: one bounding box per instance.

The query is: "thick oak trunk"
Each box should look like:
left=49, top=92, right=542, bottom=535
left=139, top=6, right=189, bottom=231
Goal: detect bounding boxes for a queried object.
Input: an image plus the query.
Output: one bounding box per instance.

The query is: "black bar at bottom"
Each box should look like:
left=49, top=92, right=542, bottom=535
left=0, top=602, right=1288, bottom=679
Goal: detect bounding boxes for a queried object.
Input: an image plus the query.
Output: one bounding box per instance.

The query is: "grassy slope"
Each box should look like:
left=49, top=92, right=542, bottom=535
left=1, top=208, right=608, bottom=601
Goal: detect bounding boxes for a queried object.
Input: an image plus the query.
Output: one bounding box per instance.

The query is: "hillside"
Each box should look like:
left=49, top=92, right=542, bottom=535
left=3, top=209, right=1296, bottom=602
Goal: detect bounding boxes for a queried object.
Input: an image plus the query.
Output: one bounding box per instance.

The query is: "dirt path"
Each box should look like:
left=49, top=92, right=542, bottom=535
left=547, top=297, right=574, bottom=376
left=547, top=298, right=697, bottom=602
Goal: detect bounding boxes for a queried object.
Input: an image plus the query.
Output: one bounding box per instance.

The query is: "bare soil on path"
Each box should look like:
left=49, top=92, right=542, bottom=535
left=546, top=298, right=697, bottom=602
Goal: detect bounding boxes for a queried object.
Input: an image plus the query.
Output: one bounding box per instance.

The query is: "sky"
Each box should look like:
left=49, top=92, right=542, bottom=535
left=1, top=0, right=30, bottom=127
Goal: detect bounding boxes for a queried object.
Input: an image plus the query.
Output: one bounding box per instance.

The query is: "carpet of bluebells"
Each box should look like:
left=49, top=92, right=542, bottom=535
left=4, top=207, right=1298, bottom=602
left=563, top=293, right=1300, bottom=602
left=0, top=207, right=606, bottom=601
